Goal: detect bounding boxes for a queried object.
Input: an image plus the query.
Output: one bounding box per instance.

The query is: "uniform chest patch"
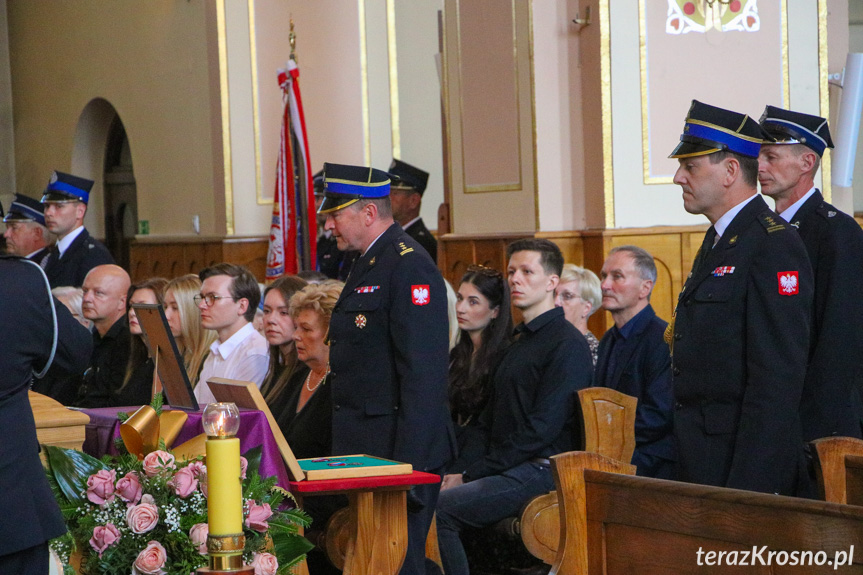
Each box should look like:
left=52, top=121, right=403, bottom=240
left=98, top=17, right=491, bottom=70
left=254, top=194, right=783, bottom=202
left=778, top=271, right=799, bottom=295
left=355, top=314, right=367, bottom=328
left=712, top=266, right=735, bottom=277
left=355, top=285, right=380, bottom=294
left=412, top=285, right=430, bottom=306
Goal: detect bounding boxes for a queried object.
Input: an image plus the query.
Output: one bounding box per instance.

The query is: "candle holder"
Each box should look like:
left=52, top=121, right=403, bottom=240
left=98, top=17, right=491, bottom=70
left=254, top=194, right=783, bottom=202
left=197, top=402, right=253, bottom=575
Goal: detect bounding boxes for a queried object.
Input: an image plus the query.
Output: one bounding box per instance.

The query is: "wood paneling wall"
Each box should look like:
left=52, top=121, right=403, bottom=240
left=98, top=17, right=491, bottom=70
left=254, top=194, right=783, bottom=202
left=440, top=225, right=710, bottom=337
left=129, top=236, right=269, bottom=283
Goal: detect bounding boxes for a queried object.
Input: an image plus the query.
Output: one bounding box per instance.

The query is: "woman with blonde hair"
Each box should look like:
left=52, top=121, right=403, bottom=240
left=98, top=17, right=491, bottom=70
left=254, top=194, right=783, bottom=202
left=260, top=275, right=308, bottom=410
left=115, top=277, right=169, bottom=406
left=274, top=280, right=343, bottom=459
left=554, top=263, right=602, bottom=365
left=164, top=274, right=217, bottom=388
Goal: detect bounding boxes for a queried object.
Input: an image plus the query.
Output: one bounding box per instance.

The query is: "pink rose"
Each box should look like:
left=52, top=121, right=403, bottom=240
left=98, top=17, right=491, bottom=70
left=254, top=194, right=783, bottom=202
left=244, top=501, right=272, bottom=532
left=89, top=523, right=121, bottom=557
left=115, top=471, right=142, bottom=504
left=167, top=466, right=198, bottom=498
left=189, top=523, right=208, bottom=555
left=126, top=502, right=159, bottom=534
left=86, top=469, right=117, bottom=506
left=186, top=460, right=205, bottom=478
left=240, top=456, right=248, bottom=480
left=141, top=494, right=155, bottom=505
left=132, top=540, right=167, bottom=575
left=142, top=450, right=176, bottom=477
left=251, top=552, right=278, bottom=575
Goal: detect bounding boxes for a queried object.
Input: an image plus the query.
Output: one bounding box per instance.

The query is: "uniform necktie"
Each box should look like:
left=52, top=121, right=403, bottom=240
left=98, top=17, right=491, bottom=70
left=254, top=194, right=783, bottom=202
left=690, top=226, right=717, bottom=277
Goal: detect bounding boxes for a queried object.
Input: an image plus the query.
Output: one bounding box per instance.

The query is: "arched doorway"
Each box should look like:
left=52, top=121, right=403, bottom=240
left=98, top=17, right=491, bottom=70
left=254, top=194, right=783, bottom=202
left=71, top=98, right=137, bottom=271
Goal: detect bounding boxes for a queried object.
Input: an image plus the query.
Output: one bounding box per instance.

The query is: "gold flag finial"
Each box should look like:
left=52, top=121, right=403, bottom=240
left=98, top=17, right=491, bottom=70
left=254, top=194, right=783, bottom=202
left=289, top=17, right=296, bottom=61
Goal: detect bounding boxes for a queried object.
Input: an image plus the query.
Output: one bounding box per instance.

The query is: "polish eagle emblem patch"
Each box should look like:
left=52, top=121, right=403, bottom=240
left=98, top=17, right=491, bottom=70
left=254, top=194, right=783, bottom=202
left=411, top=285, right=430, bottom=306
left=778, top=271, right=799, bottom=295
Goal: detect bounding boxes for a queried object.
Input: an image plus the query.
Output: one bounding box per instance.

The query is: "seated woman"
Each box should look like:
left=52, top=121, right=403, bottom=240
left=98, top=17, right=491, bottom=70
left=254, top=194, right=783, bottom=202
left=555, top=263, right=602, bottom=365
left=164, top=274, right=216, bottom=390
left=260, top=275, right=308, bottom=413
left=447, top=264, right=512, bottom=473
left=114, top=277, right=168, bottom=406
left=275, top=281, right=343, bottom=460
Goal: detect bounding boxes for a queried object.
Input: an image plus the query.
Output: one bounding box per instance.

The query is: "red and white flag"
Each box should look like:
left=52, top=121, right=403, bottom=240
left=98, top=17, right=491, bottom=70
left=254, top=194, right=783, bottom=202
left=267, top=59, right=316, bottom=280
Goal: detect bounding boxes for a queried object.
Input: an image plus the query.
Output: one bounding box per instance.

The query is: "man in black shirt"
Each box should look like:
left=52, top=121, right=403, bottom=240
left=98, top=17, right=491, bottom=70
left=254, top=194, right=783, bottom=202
left=76, top=264, right=131, bottom=407
left=436, top=238, right=593, bottom=575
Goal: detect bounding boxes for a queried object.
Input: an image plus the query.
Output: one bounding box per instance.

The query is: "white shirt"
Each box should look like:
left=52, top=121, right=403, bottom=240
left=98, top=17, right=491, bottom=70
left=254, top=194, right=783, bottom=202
left=776, top=186, right=817, bottom=224
left=57, top=225, right=85, bottom=257
left=402, top=216, right=421, bottom=231
left=195, top=322, right=269, bottom=405
left=713, top=194, right=759, bottom=242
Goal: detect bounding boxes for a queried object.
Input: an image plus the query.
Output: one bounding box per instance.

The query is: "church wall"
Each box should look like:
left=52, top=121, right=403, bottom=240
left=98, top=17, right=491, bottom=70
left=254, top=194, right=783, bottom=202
left=6, top=1, right=223, bottom=239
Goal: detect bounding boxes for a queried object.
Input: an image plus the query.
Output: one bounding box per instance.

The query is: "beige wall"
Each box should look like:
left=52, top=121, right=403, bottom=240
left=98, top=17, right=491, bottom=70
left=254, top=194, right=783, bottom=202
left=7, top=1, right=224, bottom=239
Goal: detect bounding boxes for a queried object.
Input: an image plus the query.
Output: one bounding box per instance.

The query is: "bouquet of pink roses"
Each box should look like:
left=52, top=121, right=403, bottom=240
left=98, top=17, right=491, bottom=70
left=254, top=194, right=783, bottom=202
left=44, top=443, right=312, bottom=575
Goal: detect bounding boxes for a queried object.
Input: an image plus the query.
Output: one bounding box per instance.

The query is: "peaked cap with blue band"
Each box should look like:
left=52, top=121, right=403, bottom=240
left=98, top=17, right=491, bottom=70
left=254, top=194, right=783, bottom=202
left=41, top=170, right=94, bottom=205
left=3, top=194, right=46, bottom=226
left=669, top=100, right=772, bottom=159
left=318, top=162, right=391, bottom=214
left=389, top=159, right=429, bottom=196
left=759, top=105, right=834, bottom=157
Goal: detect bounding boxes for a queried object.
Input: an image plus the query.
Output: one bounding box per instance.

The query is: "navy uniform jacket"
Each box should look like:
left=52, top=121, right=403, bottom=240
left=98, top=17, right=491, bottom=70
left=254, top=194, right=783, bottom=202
left=0, top=256, right=93, bottom=556
left=672, top=195, right=813, bottom=495
left=28, top=247, right=50, bottom=267
left=44, top=227, right=114, bottom=288
left=328, top=223, right=455, bottom=471
left=404, top=218, right=437, bottom=263
left=787, top=191, right=863, bottom=440
left=594, top=304, right=675, bottom=475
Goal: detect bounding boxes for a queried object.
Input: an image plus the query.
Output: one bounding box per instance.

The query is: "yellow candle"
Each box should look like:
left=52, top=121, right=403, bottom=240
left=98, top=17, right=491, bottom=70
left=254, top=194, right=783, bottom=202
left=205, top=436, right=243, bottom=535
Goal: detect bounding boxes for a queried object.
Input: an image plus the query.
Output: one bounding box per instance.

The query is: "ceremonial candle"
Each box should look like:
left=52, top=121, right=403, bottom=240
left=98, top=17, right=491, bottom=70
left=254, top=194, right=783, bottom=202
left=202, top=403, right=243, bottom=536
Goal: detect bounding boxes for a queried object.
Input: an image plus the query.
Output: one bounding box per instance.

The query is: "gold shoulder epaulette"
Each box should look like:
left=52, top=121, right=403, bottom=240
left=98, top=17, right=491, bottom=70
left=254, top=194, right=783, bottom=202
left=758, top=212, right=788, bottom=234
left=397, top=241, right=414, bottom=256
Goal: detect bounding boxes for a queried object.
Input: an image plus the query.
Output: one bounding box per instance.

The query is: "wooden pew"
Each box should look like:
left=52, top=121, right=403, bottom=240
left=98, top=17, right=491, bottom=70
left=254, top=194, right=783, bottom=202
left=578, top=468, right=863, bottom=574
left=847, top=454, right=863, bottom=507
left=812, top=436, right=863, bottom=504
left=520, top=387, right=637, bottom=564
left=324, top=387, right=637, bottom=571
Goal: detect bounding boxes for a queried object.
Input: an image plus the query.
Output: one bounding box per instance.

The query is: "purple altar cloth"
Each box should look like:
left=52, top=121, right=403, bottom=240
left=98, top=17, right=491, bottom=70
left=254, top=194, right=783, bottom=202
left=81, top=406, right=291, bottom=489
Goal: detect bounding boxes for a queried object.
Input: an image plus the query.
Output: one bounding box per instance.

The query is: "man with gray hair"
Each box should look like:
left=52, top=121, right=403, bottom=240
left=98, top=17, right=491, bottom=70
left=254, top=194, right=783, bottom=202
left=3, top=194, right=52, bottom=265
left=595, top=245, right=675, bottom=478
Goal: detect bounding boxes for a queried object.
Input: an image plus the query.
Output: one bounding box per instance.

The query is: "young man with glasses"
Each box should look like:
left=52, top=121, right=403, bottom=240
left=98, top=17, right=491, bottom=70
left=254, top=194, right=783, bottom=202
left=194, top=263, right=269, bottom=404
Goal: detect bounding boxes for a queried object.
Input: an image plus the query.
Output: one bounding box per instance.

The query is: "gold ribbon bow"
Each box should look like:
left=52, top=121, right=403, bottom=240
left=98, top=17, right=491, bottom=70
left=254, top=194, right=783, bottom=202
left=120, top=405, right=206, bottom=461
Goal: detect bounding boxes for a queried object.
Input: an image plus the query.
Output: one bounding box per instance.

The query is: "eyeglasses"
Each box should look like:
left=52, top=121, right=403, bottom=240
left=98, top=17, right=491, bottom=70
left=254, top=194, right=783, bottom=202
left=193, top=293, right=235, bottom=307
left=467, top=264, right=502, bottom=278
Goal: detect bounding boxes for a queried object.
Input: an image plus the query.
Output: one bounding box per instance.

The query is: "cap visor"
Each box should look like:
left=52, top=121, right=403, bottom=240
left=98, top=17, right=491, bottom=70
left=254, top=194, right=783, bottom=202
left=668, top=140, right=721, bottom=159
left=41, top=191, right=82, bottom=204
left=318, top=196, right=360, bottom=215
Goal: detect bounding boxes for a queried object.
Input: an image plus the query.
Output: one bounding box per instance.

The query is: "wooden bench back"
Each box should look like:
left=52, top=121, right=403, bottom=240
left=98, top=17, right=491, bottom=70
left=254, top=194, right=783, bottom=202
left=547, top=452, right=635, bottom=575
left=812, top=436, right=863, bottom=504
left=577, top=387, right=637, bottom=463
left=521, top=388, right=637, bottom=566
left=583, top=470, right=863, bottom=574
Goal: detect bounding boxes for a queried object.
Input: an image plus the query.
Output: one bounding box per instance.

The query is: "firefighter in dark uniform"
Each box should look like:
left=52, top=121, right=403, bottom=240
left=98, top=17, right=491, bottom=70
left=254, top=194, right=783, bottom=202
left=758, top=106, right=863, bottom=442
left=319, top=162, right=455, bottom=575
left=41, top=170, right=114, bottom=288
left=2, top=194, right=52, bottom=265
left=388, top=159, right=437, bottom=263
left=669, top=100, right=814, bottom=496
left=0, top=255, right=93, bottom=574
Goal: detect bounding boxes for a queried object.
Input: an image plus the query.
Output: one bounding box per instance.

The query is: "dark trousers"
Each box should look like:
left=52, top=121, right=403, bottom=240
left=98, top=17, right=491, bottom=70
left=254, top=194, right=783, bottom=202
left=435, top=461, right=554, bottom=575
left=402, top=468, right=443, bottom=575
left=0, top=541, right=50, bottom=575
